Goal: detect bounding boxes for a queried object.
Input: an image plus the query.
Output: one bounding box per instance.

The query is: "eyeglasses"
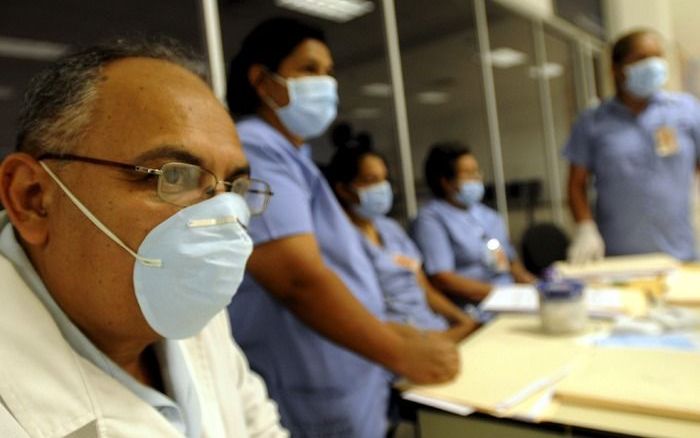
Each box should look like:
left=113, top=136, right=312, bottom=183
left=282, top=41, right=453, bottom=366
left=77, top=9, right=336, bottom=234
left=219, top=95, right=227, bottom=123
left=38, top=153, right=273, bottom=215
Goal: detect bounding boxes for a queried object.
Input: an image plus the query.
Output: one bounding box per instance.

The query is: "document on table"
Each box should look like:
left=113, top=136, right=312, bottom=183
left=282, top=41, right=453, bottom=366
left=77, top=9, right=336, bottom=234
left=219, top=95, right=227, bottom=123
left=664, top=269, right=700, bottom=306
left=552, top=253, right=678, bottom=282
left=479, top=285, right=641, bottom=317
left=555, top=348, right=700, bottom=421
left=402, top=317, right=587, bottom=420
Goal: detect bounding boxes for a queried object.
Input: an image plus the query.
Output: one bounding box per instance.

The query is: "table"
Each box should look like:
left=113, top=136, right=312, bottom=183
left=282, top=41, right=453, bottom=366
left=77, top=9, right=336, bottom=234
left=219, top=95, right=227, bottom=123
left=402, top=313, right=700, bottom=438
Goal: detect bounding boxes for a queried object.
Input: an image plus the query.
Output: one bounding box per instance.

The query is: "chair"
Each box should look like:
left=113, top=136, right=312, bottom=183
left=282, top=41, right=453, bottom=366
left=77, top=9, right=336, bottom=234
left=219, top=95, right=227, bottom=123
left=520, top=222, right=570, bottom=277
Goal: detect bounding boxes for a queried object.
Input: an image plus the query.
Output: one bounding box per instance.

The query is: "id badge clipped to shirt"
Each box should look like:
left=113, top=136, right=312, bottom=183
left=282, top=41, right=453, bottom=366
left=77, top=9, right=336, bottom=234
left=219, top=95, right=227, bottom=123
left=655, top=125, right=679, bottom=157
left=483, top=238, right=510, bottom=273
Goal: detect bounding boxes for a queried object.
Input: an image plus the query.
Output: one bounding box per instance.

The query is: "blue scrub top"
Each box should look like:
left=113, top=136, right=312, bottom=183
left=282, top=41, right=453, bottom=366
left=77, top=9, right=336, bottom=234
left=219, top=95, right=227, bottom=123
left=360, top=215, right=449, bottom=331
left=411, top=199, right=514, bottom=306
left=564, top=92, right=700, bottom=261
left=228, top=117, right=389, bottom=438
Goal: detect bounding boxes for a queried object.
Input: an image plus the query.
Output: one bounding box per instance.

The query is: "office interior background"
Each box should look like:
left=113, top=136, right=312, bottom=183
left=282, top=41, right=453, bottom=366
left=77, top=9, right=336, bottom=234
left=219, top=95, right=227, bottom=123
left=2, top=0, right=700, bottom=251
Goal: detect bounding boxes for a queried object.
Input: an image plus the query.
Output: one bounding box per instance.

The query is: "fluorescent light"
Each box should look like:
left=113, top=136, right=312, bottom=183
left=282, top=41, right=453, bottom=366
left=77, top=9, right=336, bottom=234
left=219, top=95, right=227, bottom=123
left=0, top=86, right=14, bottom=100
left=486, top=47, right=527, bottom=69
left=349, top=107, right=382, bottom=119
left=361, top=82, right=392, bottom=97
left=416, top=91, right=449, bottom=105
left=275, top=0, right=374, bottom=23
left=529, top=62, right=563, bottom=79
left=0, top=36, right=69, bottom=61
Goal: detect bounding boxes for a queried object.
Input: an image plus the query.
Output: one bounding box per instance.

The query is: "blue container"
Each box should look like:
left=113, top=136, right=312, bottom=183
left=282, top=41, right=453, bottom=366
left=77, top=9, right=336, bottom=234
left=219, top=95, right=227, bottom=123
left=536, top=279, right=587, bottom=334
left=536, top=279, right=584, bottom=300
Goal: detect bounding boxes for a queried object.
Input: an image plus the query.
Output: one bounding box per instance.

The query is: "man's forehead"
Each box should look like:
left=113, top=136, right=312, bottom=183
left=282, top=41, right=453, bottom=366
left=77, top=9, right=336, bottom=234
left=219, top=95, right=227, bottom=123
left=81, top=56, right=242, bottom=172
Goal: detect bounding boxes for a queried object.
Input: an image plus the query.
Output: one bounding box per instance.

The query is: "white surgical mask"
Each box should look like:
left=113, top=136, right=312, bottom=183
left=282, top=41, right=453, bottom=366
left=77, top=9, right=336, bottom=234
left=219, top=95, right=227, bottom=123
left=353, top=181, right=393, bottom=219
left=624, top=57, right=667, bottom=98
left=456, top=181, right=484, bottom=208
left=40, top=162, right=253, bottom=339
left=265, top=73, right=338, bottom=139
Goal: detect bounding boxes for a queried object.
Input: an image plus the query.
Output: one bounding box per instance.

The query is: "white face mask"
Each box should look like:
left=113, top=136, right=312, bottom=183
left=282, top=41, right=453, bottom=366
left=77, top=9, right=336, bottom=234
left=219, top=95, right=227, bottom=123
left=353, top=181, right=393, bottom=219
left=264, top=73, right=338, bottom=140
left=624, top=56, right=668, bottom=98
left=41, top=162, right=253, bottom=339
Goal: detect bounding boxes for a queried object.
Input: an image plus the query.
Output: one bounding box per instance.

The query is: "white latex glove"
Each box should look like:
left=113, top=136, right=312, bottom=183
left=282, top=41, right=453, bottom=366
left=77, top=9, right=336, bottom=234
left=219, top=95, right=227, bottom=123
left=567, top=220, right=605, bottom=264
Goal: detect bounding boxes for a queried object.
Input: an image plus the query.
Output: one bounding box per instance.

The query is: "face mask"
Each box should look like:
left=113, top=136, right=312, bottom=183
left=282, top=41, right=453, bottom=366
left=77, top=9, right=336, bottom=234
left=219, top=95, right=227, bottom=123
left=265, top=73, right=338, bottom=139
left=353, top=181, right=393, bottom=219
left=624, top=57, right=667, bottom=98
left=456, top=181, right=484, bottom=208
left=40, top=162, right=253, bottom=339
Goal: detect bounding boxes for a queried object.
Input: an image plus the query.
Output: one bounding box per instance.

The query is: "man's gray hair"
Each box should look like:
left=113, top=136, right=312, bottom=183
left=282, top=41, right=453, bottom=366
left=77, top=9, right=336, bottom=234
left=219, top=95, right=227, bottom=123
left=16, top=36, right=205, bottom=156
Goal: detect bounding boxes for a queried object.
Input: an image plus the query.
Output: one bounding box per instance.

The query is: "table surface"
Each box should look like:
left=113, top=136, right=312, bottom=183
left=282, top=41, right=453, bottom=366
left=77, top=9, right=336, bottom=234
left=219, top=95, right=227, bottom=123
left=403, top=311, right=700, bottom=438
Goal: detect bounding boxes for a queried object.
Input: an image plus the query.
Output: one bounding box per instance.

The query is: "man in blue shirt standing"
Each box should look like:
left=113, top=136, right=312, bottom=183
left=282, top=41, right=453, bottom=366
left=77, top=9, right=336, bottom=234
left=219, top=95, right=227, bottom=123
left=565, top=29, right=700, bottom=263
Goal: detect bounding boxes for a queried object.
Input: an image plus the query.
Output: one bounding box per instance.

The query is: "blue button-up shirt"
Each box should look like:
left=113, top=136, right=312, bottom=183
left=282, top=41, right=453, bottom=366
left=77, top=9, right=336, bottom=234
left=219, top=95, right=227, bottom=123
left=0, top=213, right=201, bottom=437
left=228, top=117, right=389, bottom=438
left=411, top=199, right=514, bottom=307
left=360, top=215, right=448, bottom=331
left=564, top=92, right=700, bottom=260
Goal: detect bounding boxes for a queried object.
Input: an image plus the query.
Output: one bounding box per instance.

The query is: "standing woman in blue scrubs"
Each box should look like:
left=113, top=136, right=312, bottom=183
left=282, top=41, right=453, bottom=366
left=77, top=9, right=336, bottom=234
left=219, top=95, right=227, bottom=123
left=225, top=18, right=458, bottom=437
left=326, top=142, right=478, bottom=341
left=411, top=143, right=536, bottom=308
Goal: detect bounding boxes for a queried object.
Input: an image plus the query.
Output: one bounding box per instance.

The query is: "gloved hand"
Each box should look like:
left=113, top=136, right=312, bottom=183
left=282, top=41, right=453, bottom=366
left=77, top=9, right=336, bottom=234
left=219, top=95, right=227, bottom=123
left=567, top=220, right=605, bottom=264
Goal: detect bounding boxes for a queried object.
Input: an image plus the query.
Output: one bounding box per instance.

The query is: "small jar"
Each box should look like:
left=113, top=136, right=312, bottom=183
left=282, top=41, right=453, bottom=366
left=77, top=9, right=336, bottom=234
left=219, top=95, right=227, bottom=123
left=537, top=279, right=587, bottom=334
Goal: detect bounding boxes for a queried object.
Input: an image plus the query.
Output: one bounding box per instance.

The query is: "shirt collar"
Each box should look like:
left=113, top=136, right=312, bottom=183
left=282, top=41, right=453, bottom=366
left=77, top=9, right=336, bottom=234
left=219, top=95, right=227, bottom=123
left=609, top=90, right=667, bottom=114
left=0, top=212, right=198, bottom=436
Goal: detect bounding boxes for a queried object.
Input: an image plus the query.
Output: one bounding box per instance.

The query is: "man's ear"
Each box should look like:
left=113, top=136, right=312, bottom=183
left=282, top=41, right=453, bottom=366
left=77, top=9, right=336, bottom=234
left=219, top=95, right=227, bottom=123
left=0, top=153, right=53, bottom=245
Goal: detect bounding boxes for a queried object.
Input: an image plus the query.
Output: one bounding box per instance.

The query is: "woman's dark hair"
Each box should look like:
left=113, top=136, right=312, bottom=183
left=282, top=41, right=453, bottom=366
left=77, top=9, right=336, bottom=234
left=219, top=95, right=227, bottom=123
left=611, top=29, right=658, bottom=66
left=424, top=142, right=472, bottom=199
left=325, top=129, right=385, bottom=209
left=226, top=17, right=326, bottom=119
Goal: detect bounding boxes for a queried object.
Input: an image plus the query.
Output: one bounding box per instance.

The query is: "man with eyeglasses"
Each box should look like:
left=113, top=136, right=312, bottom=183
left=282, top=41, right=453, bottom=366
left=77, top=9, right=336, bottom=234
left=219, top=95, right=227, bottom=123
left=0, top=38, right=286, bottom=437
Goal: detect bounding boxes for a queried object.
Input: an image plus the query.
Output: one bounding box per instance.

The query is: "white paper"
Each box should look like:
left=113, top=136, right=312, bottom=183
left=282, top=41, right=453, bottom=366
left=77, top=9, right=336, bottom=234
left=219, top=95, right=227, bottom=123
left=401, top=392, right=475, bottom=416
left=480, top=285, right=626, bottom=317
left=479, top=285, right=539, bottom=313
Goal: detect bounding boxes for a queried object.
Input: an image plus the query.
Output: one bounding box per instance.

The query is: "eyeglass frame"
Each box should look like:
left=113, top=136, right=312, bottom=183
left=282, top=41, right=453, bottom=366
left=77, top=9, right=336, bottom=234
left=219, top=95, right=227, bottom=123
left=37, top=153, right=274, bottom=214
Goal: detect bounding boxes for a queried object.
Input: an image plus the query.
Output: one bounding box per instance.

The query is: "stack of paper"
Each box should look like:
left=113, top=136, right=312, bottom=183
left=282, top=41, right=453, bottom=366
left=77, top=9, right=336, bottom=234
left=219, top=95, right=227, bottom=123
left=552, top=253, right=678, bottom=282
left=555, top=348, right=700, bottom=421
left=479, top=285, right=647, bottom=317
left=664, top=269, right=700, bottom=306
left=403, top=332, right=582, bottom=419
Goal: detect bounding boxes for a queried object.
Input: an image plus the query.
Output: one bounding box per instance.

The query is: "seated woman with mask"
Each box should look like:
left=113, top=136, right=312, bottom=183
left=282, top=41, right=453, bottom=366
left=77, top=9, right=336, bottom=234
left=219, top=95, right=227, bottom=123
left=411, top=143, right=536, bottom=308
left=326, top=141, right=478, bottom=342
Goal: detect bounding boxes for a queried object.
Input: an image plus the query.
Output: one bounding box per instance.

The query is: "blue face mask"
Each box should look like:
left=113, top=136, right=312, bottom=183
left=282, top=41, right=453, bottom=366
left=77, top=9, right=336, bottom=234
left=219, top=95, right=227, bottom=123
left=266, top=73, right=338, bottom=140
left=41, top=162, right=253, bottom=339
left=353, top=181, right=393, bottom=219
left=624, top=57, right=667, bottom=98
left=456, top=181, right=484, bottom=208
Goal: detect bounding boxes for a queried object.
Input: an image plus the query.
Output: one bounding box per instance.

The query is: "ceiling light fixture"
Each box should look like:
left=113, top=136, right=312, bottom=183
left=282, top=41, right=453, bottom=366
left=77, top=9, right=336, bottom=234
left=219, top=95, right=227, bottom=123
left=349, top=107, right=382, bottom=119
left=529, top=62, right=564, bottom=79
left=0, top=36, right=69, bottom=61
left=416, top=91, right=449, bottom=105
left=486, top=47, right=528, bottom=69
left=361, top=82, right=392, bottom=97
left=275, top=0, right=374, bottom=23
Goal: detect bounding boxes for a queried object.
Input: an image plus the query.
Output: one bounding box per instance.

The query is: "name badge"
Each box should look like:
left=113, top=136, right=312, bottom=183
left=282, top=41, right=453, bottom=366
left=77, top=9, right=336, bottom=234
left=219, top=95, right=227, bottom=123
left=484, top=238, right=510, bottom=273
left=655, top=126, right=679, bottom=157
left=393, top=253, right=421, bottom=273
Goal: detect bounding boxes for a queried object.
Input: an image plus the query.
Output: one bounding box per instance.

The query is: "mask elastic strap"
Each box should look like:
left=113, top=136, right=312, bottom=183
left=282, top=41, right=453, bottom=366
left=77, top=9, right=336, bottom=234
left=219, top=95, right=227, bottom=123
left=39, top=162, right=162, bottom=268
left=260, top=67, right=288, bottom=111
